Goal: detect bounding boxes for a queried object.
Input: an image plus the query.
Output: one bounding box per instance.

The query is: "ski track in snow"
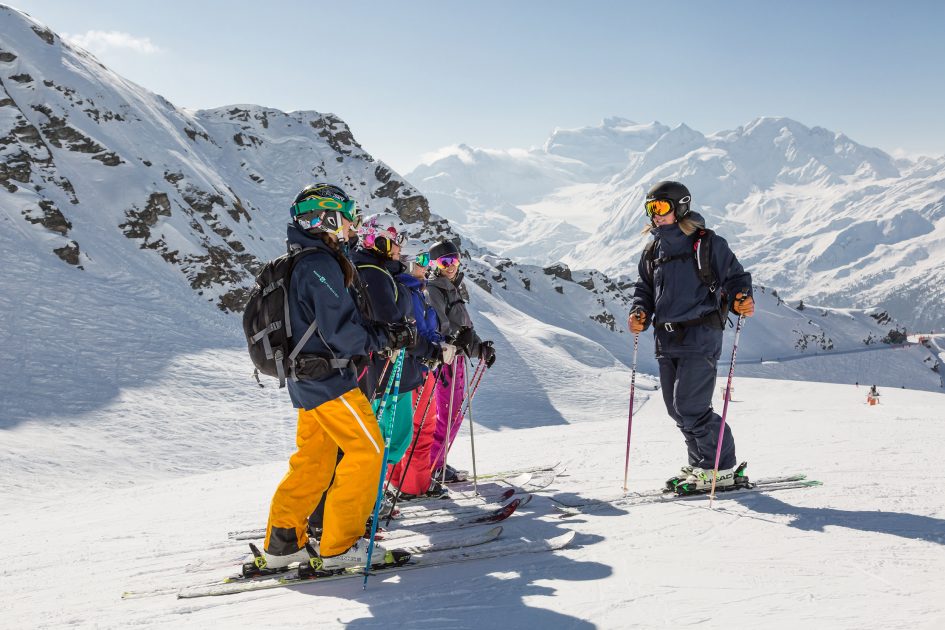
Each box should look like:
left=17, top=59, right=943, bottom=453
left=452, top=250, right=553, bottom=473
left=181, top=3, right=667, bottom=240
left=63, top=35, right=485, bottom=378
left=2, top=378, right=945, bottom=628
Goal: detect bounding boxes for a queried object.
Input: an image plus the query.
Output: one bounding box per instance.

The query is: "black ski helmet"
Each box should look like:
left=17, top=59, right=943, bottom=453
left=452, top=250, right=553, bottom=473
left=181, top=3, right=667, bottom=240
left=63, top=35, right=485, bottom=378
left=290, top=183, right=356, bottom=235
left=429, top=239, right=460, bottom=261
left=645, top=181, right=692, bottom=219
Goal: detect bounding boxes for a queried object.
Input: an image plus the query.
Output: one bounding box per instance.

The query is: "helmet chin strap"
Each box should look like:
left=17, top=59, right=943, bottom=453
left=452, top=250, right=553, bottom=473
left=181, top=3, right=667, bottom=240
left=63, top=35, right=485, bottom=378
left=317, top=211, right=346, bottom=239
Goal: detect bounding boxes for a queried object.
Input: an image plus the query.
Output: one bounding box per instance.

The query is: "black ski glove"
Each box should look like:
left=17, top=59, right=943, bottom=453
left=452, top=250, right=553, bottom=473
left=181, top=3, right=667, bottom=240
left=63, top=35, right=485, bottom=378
left=451, top=327, right=475, bottom=355
left=385, top=320, right=417, bottom=351
left=478, top=340, right=496, bottom=368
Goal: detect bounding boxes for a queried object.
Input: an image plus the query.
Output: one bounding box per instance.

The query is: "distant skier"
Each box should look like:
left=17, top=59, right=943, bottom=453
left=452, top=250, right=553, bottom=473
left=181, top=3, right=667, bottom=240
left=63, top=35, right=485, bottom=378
left=261, top=184, right=414, bottom=571
left=628, top=181, right=754, bottom=492
left=427, top=239, right=497, bottom=483
left=867, top=384, right=880, bottom=405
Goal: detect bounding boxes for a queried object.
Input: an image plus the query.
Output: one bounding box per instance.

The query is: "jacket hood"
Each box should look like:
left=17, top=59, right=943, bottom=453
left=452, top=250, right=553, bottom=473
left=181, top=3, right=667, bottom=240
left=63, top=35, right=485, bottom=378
left=286, top=222, right=335, bottom=251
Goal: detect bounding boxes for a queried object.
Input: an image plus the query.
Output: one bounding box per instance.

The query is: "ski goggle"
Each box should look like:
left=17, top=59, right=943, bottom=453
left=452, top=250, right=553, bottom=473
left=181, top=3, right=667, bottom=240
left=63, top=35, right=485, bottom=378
left=291, top=196, right=358, bottom=222
left=363, top=229, right=406, bottom=251
left=413, top=252, right=431, bottom=267
left=435, top=255, right=460, bottom=269
left=644, top=199, right=674, bottom=217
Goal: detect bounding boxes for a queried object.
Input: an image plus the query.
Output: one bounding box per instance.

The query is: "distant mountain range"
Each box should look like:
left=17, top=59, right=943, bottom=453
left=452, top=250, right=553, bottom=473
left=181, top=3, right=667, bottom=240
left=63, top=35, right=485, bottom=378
left=408, top=117, right=945, bottom=331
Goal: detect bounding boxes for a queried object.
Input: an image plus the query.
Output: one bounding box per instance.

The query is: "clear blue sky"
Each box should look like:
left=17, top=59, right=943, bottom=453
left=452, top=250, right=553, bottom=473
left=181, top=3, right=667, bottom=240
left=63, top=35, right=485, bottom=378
left=10, top=0, right=945, bottom=174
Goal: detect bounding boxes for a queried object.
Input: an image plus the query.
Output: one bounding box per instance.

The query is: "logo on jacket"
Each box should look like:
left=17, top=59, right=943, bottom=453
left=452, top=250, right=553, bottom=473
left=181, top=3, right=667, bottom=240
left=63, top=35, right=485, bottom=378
left=312, top=269, right=339, bottom=298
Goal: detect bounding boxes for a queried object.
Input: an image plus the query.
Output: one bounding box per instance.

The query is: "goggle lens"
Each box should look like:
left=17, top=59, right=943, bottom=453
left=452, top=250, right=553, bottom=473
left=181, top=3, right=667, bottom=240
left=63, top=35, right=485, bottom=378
left=414, top=252, right=430, bottom=267
left=645, top=199, right=673, bottom=217
left=435, top=255, right=460, bottom=269
left=296, top=211, right=323, bottom=230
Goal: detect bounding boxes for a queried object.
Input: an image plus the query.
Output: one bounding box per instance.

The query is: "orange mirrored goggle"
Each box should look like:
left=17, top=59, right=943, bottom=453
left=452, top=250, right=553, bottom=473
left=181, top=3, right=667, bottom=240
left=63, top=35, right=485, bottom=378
left=644, top=199, right=674, bottom=217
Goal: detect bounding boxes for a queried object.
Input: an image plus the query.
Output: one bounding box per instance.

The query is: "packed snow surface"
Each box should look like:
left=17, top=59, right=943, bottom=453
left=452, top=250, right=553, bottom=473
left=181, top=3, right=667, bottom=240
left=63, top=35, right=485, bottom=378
left=3, top=377, right=944, bottom=629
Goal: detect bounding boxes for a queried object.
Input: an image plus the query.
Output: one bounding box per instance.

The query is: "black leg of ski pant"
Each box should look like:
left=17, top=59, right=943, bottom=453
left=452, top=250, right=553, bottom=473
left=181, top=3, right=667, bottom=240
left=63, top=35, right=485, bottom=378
left=658, top=356, right=736, bottom=470
left=308, top=448, right=344, bottom=532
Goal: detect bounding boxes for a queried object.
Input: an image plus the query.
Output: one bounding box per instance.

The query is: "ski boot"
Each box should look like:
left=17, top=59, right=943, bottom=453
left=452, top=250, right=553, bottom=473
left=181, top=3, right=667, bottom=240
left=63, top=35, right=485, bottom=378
left=434, top=463, right=469, bottom=484
left=664, top=465, right=696, bottom=492
left=303, top=538, right=411, bottom=577
left=242, top=541, right=319, bottom=577
left=672, top=462, right=750, bottom=496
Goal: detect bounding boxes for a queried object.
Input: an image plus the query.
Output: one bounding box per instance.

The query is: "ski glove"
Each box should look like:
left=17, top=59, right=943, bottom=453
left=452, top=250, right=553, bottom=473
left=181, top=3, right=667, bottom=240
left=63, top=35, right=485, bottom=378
left=440, top=342, right=458, bottom=365
left=628, top=309, right=649, bottom=334
left=733, top=292, right=754, bottom=317
left=451, top=327, right=475, bottom=355
left=478, top=340, right=496, bottom=368
left=386, top=320, right=418, bottom=351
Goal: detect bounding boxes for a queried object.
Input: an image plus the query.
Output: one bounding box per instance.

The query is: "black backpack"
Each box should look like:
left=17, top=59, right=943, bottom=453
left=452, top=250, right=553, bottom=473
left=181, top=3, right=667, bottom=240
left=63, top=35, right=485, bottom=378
left=243, top=245, right=339, bottom=387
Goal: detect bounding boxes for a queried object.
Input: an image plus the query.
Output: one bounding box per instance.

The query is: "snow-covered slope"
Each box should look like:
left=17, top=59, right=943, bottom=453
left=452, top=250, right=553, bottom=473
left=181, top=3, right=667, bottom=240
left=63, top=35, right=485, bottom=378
left=409, top=118, right=945, bottom=331
left=4, top=378, right=944, bottom=628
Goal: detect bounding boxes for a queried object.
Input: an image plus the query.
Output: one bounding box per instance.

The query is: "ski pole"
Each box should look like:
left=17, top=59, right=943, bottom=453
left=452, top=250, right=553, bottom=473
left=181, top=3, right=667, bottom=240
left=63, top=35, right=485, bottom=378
left=709, top=315, right=745, bottom=506
left=465, top=356, right=480, bottom=495
left=364, top=349, right=405, bottom=589
left=440, top=358, right=460, bottom=486
left=384, top=366, right=440, bottom=527
left=623, top=332, right=640, bottom=492
left=382, top=367, right=433, bottom=497
left=458, top=360, right=487, bottom=417
left=368, top=355, right=393, bottom=405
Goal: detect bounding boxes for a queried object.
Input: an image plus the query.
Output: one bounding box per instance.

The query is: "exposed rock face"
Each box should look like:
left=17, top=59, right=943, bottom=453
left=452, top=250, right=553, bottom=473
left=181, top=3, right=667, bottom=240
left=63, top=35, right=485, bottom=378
left=23, top=199, right=71, bottom=234
left=543, top=263, right=573, bottom=282
left=53, top=240, right=80, bottom=265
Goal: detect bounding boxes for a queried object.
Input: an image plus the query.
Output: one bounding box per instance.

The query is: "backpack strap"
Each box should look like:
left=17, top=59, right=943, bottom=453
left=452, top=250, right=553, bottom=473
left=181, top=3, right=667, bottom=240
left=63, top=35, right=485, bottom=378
left=693, top=229, right=718, bottom=293
left=356, top=263, right=399, bottom=302
left=644, top=230, right=718, bottom=293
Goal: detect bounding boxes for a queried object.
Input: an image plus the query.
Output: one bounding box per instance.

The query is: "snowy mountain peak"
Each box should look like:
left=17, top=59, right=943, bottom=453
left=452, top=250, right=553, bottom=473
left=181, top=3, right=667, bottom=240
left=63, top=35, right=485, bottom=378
left=409, top=109, right=945, bottom=330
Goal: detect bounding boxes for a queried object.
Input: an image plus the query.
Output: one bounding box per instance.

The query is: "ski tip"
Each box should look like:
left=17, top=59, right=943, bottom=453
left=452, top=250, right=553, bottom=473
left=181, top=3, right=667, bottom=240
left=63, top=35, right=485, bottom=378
left=550, top=530, right=577, bottom=549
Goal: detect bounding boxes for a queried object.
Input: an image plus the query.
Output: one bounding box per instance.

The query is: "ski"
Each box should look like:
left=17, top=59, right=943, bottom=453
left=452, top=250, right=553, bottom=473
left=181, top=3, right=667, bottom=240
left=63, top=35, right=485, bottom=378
left=473, top=462, right=562, bottom=481
left=549, top=473, right=808, bottom=509
left=177, top=530, right=576, bottom=598
left=124, top=525, right=505, bottom=600
left=393, top=494, right=531, bottom=524
left=448, top=471, right=560, bottom=500
left=381, top=495, right=531, bottom=541
left=554, top=479, right=822, bottom=516
left=227, top=489, right=518, bottom=542
left=225, top=495, right=528, bottom=547
left=394, top=487, right=515, bottom=514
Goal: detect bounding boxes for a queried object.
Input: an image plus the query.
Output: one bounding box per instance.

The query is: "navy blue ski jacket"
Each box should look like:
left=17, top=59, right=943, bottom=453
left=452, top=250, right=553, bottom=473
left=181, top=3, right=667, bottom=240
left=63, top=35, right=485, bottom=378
left=285, top=224, right=388, bottom=410
left=630, top=214, right=752, bottom=360
left=350, top=249, right=414, bottom=396
left=397, top=272, right=444, bottom=392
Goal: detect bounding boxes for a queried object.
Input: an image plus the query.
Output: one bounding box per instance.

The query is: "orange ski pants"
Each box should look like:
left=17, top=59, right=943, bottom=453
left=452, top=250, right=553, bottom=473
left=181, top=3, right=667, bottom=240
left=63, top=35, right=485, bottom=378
left=264, top=388, right=384, bottom=557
